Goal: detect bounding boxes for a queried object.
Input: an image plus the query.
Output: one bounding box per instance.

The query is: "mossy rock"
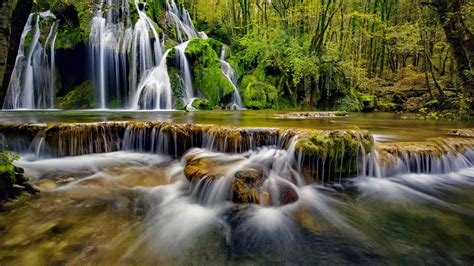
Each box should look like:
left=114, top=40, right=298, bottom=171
left=191, top=98, right=212, bottom=110
left=242, top=80, right=277, bottom=110
left=168, top=67, right=186, bottom=109
left=296, top=130, right=373, bottom=160
left=0, top=151, right=38, bottom=209
left=184, top=38, right=234, bottom=106
left=35, top=0, right=95, bottom=49
left=360, top=94, right=377, bottom=112
left=57, top=80, right=95, bottom=109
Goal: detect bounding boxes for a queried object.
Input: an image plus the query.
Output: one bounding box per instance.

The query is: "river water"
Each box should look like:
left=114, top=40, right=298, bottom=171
left=0, top=111, right=473, bottom=265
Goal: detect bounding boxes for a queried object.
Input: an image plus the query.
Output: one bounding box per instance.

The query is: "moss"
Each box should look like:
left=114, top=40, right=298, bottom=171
left=168, top=67, right=186, bottom=109
left=191, top=98, right=212, bottom=110
left=0, top=151, right=38, bottom=209
left=185, top=38, right=234, bottom=106
left=360, top=94, right=377, bottom=112
left=38, top=0, right=95, bottom=49
left=57, top=80, right=95, bottom=109
left=297, top=130, right=373, bottom=161
left=242, top=80, right=277, bottom=110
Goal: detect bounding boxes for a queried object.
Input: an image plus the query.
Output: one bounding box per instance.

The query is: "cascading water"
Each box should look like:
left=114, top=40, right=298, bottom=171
left=220, top=46, right=244, bottom=110
left=132, top=50, right=173, bottom=110
left=3, top=12, right=57, bottom=110
left=165, top=0, right=197, bottom=42
left=89, top=0, right=162, bottom=109
left=175, top=41, right=194, bottom=102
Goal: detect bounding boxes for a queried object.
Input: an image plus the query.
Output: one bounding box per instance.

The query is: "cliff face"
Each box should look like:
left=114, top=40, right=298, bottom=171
left=0, top=0, right=34, bottom=104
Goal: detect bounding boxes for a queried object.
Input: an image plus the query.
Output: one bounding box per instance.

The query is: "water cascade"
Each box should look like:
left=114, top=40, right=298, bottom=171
left=3, top=12, right=57, bottom=109
left=220, top=46, right=244, bottom=109
left=89, top=0, right=164, bottom=109
left=165, top=0, right=198, bottom=42
left=1, top=121, right=474, bottom=263
left=175, top=41, right=194, bottom=102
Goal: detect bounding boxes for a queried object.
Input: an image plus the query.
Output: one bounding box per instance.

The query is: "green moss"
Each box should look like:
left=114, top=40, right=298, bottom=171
left=185, top=38, right=234, bottom=106
left=241, top=78, right=277, bottom=109
left=191, top=98, right=212, bottom=110
left=297, top=130, right=373, bottom=161
left=57, top=80, right=95, bottom=109
left=0, top=151, right=38, bottom=208
left=168, top=67, right=186, bottom=109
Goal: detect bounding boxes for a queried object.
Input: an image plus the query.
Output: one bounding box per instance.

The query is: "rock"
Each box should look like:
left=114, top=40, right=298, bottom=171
left=184, top=157, right=219, bottom=182
left=35, top=179, right=57, bottom=190
left=273, top=181, right=299, bottom=205
left=231, top=168, right=298, bottom=206
left=231, top=168, right=264, bottom=204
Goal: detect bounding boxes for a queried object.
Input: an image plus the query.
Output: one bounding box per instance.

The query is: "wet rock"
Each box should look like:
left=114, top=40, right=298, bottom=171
left=184, top=156, right=219, bottom=182
left=231, top=168, right=263, bottom=204
left=35, top=179, right=58, bottom=190
left=273, top=181, right=299, bottom=205
left=231, top=168, right=298, bottom=206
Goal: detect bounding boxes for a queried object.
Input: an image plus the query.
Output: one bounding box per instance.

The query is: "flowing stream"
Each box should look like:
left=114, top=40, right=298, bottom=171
left=0, top=115, right=473, bottom=264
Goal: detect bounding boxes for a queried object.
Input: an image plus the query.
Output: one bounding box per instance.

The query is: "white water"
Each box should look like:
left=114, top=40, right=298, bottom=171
left=165, top=0, right=197, bottom=42
left=175, top=41, right=194, bottom=102
left=132, top=50, right=173, bottom=110
left=220, top=46, right=244, bottom=109
left=89, top=0, right=162, bottom=109
left=3, top=12, right=57, bottom=109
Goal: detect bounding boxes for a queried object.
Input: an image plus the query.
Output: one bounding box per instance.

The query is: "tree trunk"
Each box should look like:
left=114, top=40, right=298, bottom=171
left=434, top=0, right=474, bottom=98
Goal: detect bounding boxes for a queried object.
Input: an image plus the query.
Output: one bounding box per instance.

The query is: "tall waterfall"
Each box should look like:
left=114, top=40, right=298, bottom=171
left=220, top=46, right=244, bottom=109
left=3, top=12, right=57, bottom=110
left=89, top=0, right=201, bottom=110
left=89, top=0, right=163, bottom=109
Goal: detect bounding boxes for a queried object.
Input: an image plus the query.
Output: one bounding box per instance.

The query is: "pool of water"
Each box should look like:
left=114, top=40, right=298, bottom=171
left=0, top=110, right=472, bottom=141
left=0, top=150, right=472, bottom=265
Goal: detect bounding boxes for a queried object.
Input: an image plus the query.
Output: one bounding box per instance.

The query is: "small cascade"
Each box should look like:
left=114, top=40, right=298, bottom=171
left=360, top=140, right=474, bottom=177
left=175, top=41, right=194, bottom=103
left=2, top=122, right=473, bottom=183
left=165, top=0, right=197, bottom=42
left=3, top=12, right=57, bottom=110
left=132, top=50, right=173, bottom=110
left=220, top=46, right=243, bottom=110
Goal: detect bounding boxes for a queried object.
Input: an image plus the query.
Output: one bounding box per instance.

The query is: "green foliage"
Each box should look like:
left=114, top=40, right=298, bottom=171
left=191, top=98, right=212, bottom=110
left=241, top=76, right=277, bottom=109
left=57, top=81, right=95, bottom=109
left=185, top=38, right=234, bottom=106
left=0, top=151, right=37, bottom=206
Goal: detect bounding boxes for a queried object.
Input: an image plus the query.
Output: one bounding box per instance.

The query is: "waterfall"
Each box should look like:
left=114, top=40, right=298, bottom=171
left=3, top=12, right=57, bottom=109
left=132, top=50, right=173, bottom=110
left=89, top=0, right=162, bottom=109
left=165, top=0, right=197, bottom=42
left=220, top=46, right=244, bottom=110
left=175, top=41, right=194, bottom=102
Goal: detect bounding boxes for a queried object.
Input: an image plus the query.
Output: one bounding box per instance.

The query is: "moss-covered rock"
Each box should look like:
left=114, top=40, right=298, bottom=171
left=241, top=79, right=278, bottom=110
left=57, top=80, right=95, bottom=109
left=35, top=0, right=94, bottom=49
left=0, top=151, right=38, bottom=210
left=185, top=38, right=235, bottom=106
left=191, top=98, right=212, bottom=110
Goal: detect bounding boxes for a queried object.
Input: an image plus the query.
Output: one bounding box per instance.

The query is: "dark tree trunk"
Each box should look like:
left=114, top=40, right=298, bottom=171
left=0, top=0, right=34, bottom=104
left=433, top=0, right=474, bottom=98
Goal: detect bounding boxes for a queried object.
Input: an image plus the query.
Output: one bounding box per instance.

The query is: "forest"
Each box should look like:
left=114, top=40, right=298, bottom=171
left=0, top=0, right=472, bottom=119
